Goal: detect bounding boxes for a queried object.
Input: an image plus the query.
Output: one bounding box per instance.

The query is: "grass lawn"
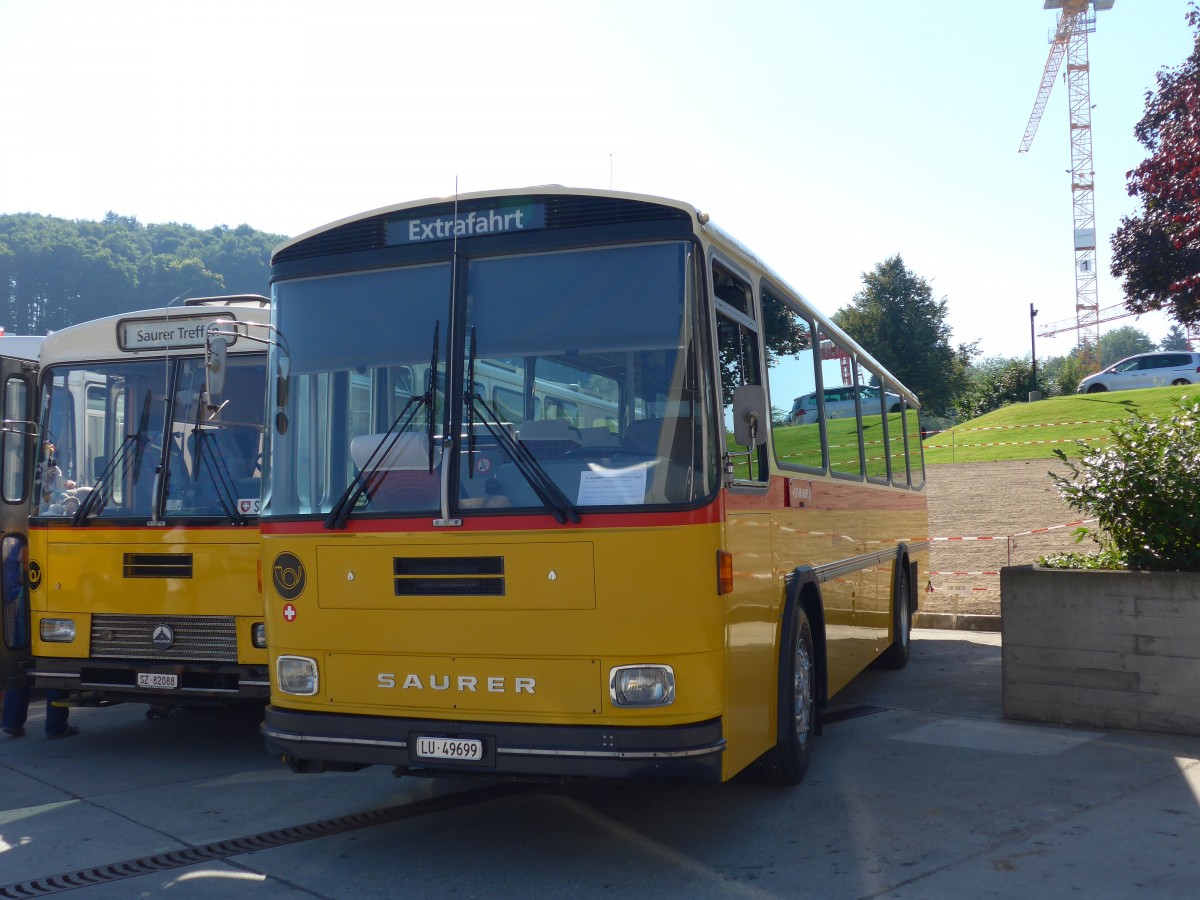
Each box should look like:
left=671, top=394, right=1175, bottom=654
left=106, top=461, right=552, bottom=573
left=922, top=384, right=1200, bottom=465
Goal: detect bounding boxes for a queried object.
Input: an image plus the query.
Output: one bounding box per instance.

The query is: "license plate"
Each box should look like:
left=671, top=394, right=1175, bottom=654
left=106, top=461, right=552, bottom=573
left=414, top=736, right=484, bottom=761
left=137, top=672, right=179, bottom=689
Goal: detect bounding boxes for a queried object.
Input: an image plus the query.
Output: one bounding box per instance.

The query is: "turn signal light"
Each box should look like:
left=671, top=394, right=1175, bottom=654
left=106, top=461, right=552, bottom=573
left=717, top=550, right=733, bottom=595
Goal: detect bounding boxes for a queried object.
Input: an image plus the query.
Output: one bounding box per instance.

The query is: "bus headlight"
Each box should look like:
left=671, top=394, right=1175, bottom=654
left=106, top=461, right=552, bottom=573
left=251, top=622, right=267, bottom=649
left=609, top=665, right=675, bottom=708
left=277, top=655, right=319, bottom=695
left=40, top=618, right=76, bottom=643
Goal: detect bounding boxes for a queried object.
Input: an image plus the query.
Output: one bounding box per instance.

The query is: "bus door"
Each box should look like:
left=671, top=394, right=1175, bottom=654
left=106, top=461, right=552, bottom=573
left=714, top=263, right=778, bottom=773
left=1, top=354, right=39, bottom=686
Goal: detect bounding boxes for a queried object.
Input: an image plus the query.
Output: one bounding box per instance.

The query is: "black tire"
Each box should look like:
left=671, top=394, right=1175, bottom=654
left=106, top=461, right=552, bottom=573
left=1087, top=384, right=1107, bottom=393
left=877, top=562, right=912, bottom=670
left=757, top=605, right=816, bottom=785
left=1172, top=378, right=1189, bottom=386
left=889, top=403, right=901, bottom=414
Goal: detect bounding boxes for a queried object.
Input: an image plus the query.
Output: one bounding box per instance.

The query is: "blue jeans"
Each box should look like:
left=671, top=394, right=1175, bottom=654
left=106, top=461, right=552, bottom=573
left=2, top=687, right=70, bottom=735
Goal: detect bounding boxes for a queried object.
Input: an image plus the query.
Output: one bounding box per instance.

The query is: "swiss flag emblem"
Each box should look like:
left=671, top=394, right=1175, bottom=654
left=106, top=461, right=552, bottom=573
left=238, top=498, right=261, bottom=515
left=283, top=603, right=297, bottom=622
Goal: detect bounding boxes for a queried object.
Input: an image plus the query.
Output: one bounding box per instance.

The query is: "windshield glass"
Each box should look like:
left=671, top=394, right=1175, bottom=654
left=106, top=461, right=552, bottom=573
left=266, top=241, right=716, bottom=518
left=35, top=355, right=265, bottom=520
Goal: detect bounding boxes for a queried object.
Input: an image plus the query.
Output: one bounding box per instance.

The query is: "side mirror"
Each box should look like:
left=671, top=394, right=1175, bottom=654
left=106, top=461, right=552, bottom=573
left=206, top=335, right=228, bottom=401
left=732, top=384, right=767, bottom=447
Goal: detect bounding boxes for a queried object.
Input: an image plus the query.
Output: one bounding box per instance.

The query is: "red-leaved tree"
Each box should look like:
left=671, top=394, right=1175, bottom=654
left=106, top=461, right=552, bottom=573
left=1110, top=2, right=1200, bottom=327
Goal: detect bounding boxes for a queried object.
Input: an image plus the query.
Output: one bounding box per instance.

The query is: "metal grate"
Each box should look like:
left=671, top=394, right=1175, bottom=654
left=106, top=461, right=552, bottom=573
left=0, top=783, right=532, bottom=897
left=123, top=552, right=193, bottom=579
left=393, top=556, right=505, bottom=596
left=90, top=614, right=237, bottom=662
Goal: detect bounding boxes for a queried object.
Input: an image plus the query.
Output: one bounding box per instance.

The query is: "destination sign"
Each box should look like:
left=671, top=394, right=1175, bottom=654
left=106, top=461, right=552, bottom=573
left=387, top=204, right=546, bottom=245
left=117, top=314, right=233, bottom=352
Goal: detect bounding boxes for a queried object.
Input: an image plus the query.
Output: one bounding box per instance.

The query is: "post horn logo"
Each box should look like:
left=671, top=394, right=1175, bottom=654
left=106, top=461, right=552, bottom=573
left=272, top=552, right=306, bottom=601
left=28, top=561, right=42, bottom=591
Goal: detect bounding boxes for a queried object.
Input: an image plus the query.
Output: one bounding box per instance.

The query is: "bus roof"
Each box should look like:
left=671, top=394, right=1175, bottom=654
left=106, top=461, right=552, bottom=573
left=39, top=297, right=270, bottom=366
left=0, top=335, right=44, bottom=362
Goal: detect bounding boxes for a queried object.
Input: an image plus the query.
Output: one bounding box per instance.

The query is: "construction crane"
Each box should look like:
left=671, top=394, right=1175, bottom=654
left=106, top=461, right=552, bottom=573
left=1019, top=0, right=1114, bottom=367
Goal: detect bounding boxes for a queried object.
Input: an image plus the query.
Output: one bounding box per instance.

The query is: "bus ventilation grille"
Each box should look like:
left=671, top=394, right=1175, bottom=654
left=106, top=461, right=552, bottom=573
left=90, top=614, right=238, bottom=662
left=393, top=556, right=505, bottom=597
left=123, top=552, right=193, bottom=579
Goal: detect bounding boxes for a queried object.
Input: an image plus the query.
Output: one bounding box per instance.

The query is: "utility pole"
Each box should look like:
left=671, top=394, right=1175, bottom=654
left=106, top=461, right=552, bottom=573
left=1030, top=303, right=1041, bottom=401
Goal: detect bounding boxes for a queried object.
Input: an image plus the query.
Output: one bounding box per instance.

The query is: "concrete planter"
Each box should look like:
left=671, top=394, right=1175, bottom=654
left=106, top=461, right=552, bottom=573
left=1000, top=566, right=1200, bottom=736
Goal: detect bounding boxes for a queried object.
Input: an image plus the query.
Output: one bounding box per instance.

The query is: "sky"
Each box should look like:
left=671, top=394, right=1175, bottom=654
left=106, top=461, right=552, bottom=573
left=0, top=0, right=1194, bottom=361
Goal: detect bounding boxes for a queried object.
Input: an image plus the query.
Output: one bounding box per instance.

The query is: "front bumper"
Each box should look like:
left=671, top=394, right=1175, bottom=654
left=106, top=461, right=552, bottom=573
left=262, top=706, right=726, bottom=782
left=32, top=657, right=270, bottom=704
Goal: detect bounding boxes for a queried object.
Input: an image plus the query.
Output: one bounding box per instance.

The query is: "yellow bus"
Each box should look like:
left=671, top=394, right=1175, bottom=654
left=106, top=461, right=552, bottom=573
left=258, top=188, right=928, bottom=783
left=28, top=297, right=271, bottom=717
left=0, top=336, right=44, bottom=693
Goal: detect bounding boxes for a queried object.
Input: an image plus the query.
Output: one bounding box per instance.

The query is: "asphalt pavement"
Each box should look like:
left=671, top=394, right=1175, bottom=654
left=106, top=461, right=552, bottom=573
left=1, top=630, right=1198, bottom=898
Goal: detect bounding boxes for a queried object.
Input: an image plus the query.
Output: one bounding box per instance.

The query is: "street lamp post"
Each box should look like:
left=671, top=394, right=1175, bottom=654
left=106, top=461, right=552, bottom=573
left=1029, top=303, right=1041, bottom=402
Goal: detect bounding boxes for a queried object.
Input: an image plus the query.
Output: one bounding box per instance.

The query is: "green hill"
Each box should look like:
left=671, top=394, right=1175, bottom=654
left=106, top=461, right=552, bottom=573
left=922, top=384, right=1199, bottom=465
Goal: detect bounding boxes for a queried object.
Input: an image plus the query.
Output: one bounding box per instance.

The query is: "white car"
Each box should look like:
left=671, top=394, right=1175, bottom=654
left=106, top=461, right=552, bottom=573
left=788, top=385, right=902, bottom=423
left=1077, top=351, right=1200, bottom=393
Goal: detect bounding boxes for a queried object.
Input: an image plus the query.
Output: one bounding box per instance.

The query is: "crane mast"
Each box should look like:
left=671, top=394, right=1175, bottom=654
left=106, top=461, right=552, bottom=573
left=1020, top=1, right=1114, bottom=366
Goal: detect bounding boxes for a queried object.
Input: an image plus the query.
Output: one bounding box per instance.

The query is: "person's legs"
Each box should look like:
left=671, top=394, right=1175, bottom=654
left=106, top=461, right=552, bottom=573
left=2, top=686, right=31, bottom=736
left=44, top=689, right=74, bottom=737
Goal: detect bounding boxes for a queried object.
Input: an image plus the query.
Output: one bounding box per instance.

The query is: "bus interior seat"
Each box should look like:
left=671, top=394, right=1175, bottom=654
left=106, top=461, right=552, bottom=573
left=578, top=426, right=619, bottom=447
left=517, top=418, right=582, bottom=460
left=350, top=432, right=439, bottom=509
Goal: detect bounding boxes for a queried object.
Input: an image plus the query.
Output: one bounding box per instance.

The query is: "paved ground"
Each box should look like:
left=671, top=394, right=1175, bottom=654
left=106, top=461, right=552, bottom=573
left=2, top=631, right=1198, bottom=898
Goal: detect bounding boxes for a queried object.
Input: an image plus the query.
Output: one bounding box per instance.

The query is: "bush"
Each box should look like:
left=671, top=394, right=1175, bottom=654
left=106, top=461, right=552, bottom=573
left=1044, top=397, right=1200, bottom=571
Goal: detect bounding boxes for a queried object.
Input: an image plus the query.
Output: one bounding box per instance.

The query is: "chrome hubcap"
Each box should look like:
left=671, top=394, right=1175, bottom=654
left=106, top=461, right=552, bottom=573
left=793, top=634, right=814, bottom=744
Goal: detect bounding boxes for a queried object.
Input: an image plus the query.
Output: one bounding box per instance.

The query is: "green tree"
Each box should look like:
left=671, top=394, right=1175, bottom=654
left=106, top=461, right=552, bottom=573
left=1160, top=323, right=1191, bottom=350
left=954, top=356, right=1034, bottom=420
left=1110, top=4, right=1200, bottom=327
left=1097, top=325, right=1155, bottom=368
left=833, top=255, right=976, bottom=416
left=0, top=212, right=283, bottom=332
left=1039, top=348, right=1091, bottom=396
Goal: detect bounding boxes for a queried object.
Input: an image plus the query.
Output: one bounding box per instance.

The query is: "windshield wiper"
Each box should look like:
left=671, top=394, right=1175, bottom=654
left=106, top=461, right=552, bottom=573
left=191, top=429, right=245, bottom=524
left=464, top=330, right=579, bottom=525
left=73, top=390, right=153, bottom=525
left=324, top=322, right=440, bottom=530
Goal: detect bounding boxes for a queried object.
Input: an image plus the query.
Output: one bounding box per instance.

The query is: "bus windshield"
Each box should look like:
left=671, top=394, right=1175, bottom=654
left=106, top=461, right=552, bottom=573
left=35, top=356, right=265, bottom=521
left=266, top=241, right=716, bottom=518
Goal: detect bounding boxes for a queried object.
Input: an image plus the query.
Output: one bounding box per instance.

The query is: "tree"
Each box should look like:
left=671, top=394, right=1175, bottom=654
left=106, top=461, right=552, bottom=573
left=1110, top=3, right=1200, bottom=328
left=0, top=213, right=283, bottom=333
left=1160, top=322, right=1192, bottom=350
left=833, top=255, right=976, bottom=416
left=1097, top=325, right=1155, bottom=368
left=954, top=356, right=1034, bottom=420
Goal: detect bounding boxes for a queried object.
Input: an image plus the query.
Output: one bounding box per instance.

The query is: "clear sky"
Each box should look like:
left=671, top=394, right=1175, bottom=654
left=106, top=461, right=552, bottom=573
left=0, top=0, right=1193, bottom=360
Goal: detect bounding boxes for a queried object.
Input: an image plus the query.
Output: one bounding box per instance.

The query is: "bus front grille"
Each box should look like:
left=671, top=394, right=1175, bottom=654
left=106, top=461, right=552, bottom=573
left=90, top=615, right=238, bottom=662
left=123, top=552, right=194, bottom=579
left=393, top=556, right=505, bottom=596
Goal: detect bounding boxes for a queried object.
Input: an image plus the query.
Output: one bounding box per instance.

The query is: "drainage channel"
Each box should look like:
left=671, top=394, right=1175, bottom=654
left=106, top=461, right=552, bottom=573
left=0, top=782, right=534, bottom=898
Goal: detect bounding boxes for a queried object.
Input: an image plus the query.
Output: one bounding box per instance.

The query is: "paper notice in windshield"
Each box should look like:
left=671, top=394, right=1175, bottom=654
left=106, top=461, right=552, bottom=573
left=577, top=468, right=647, bottom=505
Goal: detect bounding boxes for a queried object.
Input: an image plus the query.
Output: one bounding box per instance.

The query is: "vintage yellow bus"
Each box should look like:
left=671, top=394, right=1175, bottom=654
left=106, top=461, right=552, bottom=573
left=258, top=188, right=928, bottom=783
left=0, top=336, right=44, bottom=693
left=28, top=297, right=271, bottom=716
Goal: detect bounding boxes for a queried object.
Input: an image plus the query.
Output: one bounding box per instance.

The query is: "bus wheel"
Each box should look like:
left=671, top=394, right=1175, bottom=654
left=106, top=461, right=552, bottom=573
left=757, top=606, right=816, bottom=785
left=877, top=563, right=912, bottom=670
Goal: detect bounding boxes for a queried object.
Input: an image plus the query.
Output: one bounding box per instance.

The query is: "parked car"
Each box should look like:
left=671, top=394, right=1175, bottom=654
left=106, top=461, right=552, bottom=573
left=788, top=385, right=902, bottom=423
left=1077, top=351, right=1200, bottom=393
